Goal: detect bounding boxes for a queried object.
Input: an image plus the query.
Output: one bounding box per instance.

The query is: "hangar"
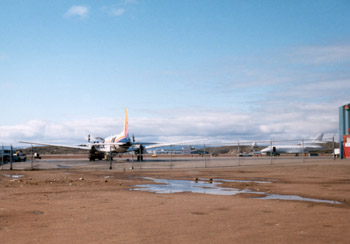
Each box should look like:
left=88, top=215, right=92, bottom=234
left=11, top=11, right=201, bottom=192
left=339, top=103, right=350, bottom=158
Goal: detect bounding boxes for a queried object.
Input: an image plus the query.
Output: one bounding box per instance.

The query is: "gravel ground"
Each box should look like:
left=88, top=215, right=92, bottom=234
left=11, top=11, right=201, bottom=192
left=0, top=160, right=349, bottom=243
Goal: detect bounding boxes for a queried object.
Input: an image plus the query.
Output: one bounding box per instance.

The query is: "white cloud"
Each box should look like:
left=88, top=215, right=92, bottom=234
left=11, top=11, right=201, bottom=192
left=291, top=45, right=350, bottom=65
left=65, top=5, right=90, bottom=18
left=0, top=118, right=117, bottom=146
left=102, top=0, right=138, bottom=17
left=1, top=42, right=346, bottom=147
left=186, top=44, right=350, bottom=110
left=124, top=0, right=138, bottom=4
left=0, top=106, right=339, bottom=147
left=111, top=8, right=125, bottom=16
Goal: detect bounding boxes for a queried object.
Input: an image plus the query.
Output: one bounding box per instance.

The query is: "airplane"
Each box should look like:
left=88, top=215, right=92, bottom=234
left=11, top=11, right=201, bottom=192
left=20, top=109, right=198, bottom=161
left=260, top=133, right=324, bottom=156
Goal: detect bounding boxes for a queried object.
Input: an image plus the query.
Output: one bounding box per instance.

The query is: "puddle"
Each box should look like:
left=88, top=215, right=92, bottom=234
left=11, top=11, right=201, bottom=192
left=256, top=194, right=342, bottom=205
left=56, top=165, right=71, bottom=168
left=134, top=177, right=241, bottom=195
left=215, top=179, right=272, bottom=184
left=133, top=177, right=342, bottom=205
left=2, top=174, right=24, bottom=178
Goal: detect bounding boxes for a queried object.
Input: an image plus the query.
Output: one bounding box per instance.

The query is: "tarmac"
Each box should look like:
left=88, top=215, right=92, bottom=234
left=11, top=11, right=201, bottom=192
left=0, top=154, right=336, bottom=171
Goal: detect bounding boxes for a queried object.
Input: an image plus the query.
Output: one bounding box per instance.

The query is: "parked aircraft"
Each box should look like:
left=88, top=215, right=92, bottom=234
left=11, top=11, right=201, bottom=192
left=20, top=109, right=197, bottom=161
left=260, top=133, right=324, bottom=156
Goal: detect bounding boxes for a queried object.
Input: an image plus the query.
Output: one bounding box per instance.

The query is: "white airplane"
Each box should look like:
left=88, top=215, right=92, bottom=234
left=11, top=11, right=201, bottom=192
left=20, top=109, right=198, bottom=161
left=260, top=133, right=324, bottom=156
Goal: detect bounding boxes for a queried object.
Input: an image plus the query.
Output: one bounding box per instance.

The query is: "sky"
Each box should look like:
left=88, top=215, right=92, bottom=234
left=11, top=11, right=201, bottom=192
left=1, top=0, right=350, bottom=146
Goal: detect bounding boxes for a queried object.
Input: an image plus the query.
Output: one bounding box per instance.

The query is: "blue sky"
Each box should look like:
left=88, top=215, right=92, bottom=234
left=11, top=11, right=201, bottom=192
left=1, top=0, right=350, bottom=145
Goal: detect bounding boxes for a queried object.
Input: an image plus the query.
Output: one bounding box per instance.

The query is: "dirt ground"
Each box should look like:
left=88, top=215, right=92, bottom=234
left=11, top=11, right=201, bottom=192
left=0, top=160, right=350, bottom=244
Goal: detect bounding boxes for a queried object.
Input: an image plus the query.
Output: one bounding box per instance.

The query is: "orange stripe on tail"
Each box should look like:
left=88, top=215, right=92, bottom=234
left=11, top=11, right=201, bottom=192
left=124, top=108, right=128, bottom=137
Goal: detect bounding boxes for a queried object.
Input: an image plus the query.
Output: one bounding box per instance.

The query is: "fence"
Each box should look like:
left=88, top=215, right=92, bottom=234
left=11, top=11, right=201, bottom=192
left=0, top=137, right=338, bottom=171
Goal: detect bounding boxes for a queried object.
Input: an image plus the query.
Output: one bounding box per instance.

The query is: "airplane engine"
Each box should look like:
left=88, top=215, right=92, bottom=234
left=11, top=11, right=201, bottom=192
left=95, top=137, right=105, bottom=143
left=272, top=146, right=280, bottom=156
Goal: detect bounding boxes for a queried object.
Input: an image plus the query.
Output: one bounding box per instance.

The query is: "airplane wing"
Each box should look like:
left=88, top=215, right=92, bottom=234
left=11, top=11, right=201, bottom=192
left=95, top=142, right=126, bottom=146
left=143, top=139, right=205, bottom=149
left=19, top=141, right=127, bottom=149
left=19, top=141, right=91, bottom=150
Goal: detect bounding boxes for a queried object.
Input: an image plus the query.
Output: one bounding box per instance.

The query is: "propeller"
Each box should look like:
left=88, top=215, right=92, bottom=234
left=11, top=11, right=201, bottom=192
left=95, top=137, right=105, bottom=143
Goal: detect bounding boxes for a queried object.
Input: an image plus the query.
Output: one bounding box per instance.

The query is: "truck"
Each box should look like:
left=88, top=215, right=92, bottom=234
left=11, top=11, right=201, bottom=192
left=0, top=148, right=12, bottom=162
left=1, top=148, right=26, bottom=163
left=333, top=148, right=340, bottom=159
left=12, top=150, right=27, bottom=162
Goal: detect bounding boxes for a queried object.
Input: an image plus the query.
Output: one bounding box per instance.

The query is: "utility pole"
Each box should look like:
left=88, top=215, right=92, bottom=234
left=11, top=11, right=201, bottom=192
left=10, top=144, right=13, bottom=170
left=109, top=148, right=112, bottom=170
left=302, top=139, right=305, bottom=163
left=204, top=144, right=207, bottom=168
left=332, top=135, right=335, bottom=160
left=31, top=144, right=34, bottom=170
left=1, top=144, right=3, bottom=170
left=170, top=145, right=173, bottom=169
left=270, top=140, right=273, bottom=165
left=237, top=140, right=240, bottom=166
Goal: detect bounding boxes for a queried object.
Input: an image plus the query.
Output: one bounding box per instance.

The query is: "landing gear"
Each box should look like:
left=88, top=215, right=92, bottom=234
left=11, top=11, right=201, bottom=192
left=136, top=145, right=144, bottom=162
left=89, top=146, right=105, bottom=161
left=266, top=152, right=280, bottom=156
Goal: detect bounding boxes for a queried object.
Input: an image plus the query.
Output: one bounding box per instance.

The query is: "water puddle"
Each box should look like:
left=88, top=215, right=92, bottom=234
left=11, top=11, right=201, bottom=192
left=56, top=165, right=71, bottom=168
left=216, top=179, right=272, bottom=184
left=2, top=174, right=24, bottom=178
left=32, top=211, right=44, bottom=215
left=256, top=194, right=341, bottom=205
left=134, top=177, right=242, bottom=195
left=133, top=177, right=342, bottom=205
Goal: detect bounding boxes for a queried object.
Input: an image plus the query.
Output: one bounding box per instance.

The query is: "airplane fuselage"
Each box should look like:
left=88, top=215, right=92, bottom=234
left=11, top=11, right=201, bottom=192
left=100, top=133, right=132, bottom=153
left=261, top=144, right=323, bottom=155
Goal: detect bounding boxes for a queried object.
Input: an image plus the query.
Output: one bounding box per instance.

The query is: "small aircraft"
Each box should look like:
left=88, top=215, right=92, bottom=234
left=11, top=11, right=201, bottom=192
left=260, top=133, right=324, bottom=156
left=20, top=109, right=198, bottom=161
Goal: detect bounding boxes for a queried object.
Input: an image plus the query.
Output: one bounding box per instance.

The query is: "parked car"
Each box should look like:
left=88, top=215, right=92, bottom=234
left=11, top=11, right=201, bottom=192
left=13, top=151, right=27, bottom=162
left=239, top=152, right=252, bottom=157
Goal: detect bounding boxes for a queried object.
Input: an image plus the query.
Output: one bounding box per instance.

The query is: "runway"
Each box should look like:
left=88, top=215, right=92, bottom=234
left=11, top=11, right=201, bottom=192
left=1, top=154, right=335, bottom=171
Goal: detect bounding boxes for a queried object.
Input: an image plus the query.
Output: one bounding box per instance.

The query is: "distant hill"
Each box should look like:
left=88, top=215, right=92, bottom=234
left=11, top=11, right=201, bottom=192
left=21, top=146, right=88, bottom=155
left=205, top=145, right=257, bottom=155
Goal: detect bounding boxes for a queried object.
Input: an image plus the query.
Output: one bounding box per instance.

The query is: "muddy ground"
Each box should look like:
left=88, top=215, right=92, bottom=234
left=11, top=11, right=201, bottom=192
left=0, top=160, right=349, bottom=243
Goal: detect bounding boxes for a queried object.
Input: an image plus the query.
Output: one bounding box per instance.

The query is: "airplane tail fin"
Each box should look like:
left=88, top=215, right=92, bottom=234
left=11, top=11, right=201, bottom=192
left=312, top=133, right=324, bottom=142
left=123, top=108, right=128, bottom=138
left=251, top=142, right=258, bottom=149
